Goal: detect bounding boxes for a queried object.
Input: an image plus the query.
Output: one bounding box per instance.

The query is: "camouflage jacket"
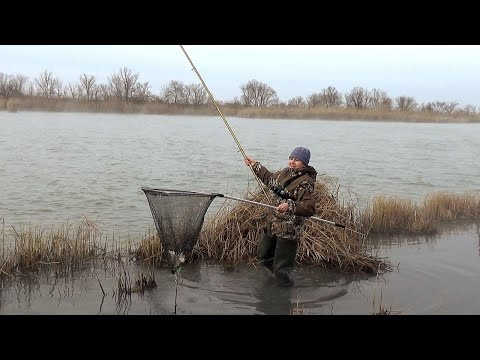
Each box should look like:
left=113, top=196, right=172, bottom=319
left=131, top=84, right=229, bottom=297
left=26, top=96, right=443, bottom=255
left=251, top=161, right=317, bottom=240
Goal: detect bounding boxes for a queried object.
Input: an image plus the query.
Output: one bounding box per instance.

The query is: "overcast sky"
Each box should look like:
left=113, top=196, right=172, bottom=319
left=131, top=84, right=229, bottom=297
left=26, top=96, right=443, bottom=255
left=1, top=45, right=479, bottom=107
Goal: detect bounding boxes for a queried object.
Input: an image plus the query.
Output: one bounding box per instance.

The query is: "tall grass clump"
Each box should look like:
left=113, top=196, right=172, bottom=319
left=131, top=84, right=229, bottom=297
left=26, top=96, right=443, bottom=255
left=131, top=228, right=164, bottom=265
left=2, top=218, right=107, bottom=276
left=361, top=191, right=480, bottom=235
left=197, top=180, right=389, bottom=273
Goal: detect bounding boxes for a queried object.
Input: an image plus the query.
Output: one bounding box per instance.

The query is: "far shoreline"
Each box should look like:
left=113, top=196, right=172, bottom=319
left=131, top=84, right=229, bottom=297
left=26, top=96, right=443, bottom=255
left=2, top=97, right=479, bottom=124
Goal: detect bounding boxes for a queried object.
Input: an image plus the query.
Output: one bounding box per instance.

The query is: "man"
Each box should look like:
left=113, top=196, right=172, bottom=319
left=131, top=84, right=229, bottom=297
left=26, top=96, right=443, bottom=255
left=244, top=146, right=317, bottom=286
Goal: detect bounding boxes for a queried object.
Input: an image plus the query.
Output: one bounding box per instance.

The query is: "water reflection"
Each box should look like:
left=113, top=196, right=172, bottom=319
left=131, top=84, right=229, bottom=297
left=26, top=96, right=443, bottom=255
left=1, top=221, right=480, bottom=314
left=253, top=275, right=295, bottom=314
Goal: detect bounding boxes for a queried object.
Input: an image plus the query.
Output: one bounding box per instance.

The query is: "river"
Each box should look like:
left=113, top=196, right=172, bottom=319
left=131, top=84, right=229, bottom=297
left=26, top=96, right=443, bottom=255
left=0, top=111, right=479, bottom=314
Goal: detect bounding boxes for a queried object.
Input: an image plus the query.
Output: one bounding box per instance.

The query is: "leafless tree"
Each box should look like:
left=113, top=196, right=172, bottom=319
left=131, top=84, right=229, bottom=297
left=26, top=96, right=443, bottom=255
left=367, top=88, right=391, bottom=110
left=344, top=87, right=369, bottom=109
left=66, top=82, right=81, bottom=100
left=395, top=96, right=417, bottom=111
left=306, top=93, right=322, bottom=107
left=0, top=73, right=8, bottom=96
left=420, top=101, right=457, bottom=114
left=307, top=86, right=343, bottom=108
left=287, top=96, right=306, bottom=107
left=131, top=81, right=152, bottom=103
left=162, top=80, right=185, bottom=104
left=96, top=84, right=112, bottom=101
left=108, top=67, right=139, bottom=102
left=321, top=86, right=343, bottom=107
left=442, top=101, right=458, bottom=114
left=186, top=83, right=207, bottom=105
left=240, top=79, right=278, bottom=107
left=35, top=70, right=61, bottom=98
left=0, top=73, right=29, bottom=97
left=79, top=74, right=96, bottom=102
left=461, top=104, right=477, bottom=115
left=26, top=81, right=35, bottom=97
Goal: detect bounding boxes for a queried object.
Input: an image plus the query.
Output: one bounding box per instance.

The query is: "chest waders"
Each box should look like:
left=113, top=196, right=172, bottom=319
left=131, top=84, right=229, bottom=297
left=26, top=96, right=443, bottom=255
left=257, top=172, right=312, bottom=287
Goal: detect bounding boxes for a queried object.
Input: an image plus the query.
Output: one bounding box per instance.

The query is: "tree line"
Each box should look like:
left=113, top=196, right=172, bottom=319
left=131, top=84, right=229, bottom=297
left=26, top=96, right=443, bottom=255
left=0, top=67, right=477, bottom=115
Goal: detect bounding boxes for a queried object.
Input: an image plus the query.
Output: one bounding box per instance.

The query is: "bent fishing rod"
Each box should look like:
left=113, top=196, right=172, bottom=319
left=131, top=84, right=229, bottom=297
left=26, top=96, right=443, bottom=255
left=179, top=45, right=271, bottom=201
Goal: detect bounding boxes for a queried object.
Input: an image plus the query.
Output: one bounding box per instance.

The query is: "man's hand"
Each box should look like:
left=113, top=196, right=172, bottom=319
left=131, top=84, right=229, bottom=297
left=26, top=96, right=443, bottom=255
left=244, top=156, right=256, bottom=167
left=276, top=202, right=289, bottom=213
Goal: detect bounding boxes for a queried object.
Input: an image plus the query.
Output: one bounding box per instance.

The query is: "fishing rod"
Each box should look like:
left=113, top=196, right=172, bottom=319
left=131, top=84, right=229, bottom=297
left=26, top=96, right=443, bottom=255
left=215, top=193, right=366, bottom=238
left=177, top=47, right=364, bottom=237
left=146, top=187, right=365, bottom=237
left=179, top=45, right=271, bottom=201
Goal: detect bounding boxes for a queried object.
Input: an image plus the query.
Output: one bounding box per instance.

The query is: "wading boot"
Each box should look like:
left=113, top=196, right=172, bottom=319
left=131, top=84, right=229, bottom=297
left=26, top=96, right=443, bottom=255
left=273, top=237, right=298, bottom=287
left=257, top=230, right=276, bottom=273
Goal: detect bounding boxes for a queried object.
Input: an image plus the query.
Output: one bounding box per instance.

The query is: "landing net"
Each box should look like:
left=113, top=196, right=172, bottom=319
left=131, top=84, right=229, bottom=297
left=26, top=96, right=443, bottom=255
left=141, top=187, right=217, bottom=255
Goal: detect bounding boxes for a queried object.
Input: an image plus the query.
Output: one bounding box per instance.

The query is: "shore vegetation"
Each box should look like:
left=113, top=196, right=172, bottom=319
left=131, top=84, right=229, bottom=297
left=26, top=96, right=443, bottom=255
left=2, top=185, right=479, bottom=280
left=1, top=69, right=479, bottom=123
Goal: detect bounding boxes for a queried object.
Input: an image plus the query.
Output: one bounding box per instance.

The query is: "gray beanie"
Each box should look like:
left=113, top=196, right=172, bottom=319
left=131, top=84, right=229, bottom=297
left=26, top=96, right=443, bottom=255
left=289, top=146, right=310, bottom=165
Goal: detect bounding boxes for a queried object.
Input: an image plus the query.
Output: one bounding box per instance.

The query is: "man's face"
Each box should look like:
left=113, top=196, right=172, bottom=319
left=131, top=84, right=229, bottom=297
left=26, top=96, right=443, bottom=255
left=288, top=156, right=305, bottom=170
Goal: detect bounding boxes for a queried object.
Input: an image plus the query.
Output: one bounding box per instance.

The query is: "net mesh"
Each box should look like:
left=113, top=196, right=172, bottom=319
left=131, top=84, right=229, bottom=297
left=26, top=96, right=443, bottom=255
left=142, top=187, right=217, bottom=255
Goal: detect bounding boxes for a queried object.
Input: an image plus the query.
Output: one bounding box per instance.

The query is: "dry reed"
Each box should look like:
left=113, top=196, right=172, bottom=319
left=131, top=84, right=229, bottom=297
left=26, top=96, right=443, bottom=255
left=1, top=218, right=113, bottom=276
left=2, top=189, right=478, bottom=279
left=196, top=180, right=389, bottom=273
left=362, top=191, right=480, bottom=235
left=2, top=96, right=479, bottom=123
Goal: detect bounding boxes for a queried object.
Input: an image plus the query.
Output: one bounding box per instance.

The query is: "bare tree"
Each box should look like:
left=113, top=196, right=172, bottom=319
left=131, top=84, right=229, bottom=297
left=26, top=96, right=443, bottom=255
left=162, top=80, right=185, bottom=104
left=287, top=96, right=306, bottom=107
left=66, top=82, right=81, bottom=100
left=108, top=67, right=139, bottom=102
left=367, top=88, right=391, bottom=110
left=240, top=79, right=278, bottom=107
left=442, top=101, right=458, bottom=114
left=132, top=81, right=152, bottom=103
left=306, top=93, right=322, bottom=107
left=395, top=96, right=417, bottom=111
left=321, top=86, right=343, bottom=107
left=461, top=104, right=477, bottom=115
left=54, top=80, right=64, bottom=98
left=419, top=101, right=457, bottom=114
left=307, top=86, right=342, bottom=108
left=35, top=70, right=61, bottom=98
left=344, top=87, right=369, bottom=109
left=186, top=83, right=207, bottom=105
left=0, top=73, right=8, bottom=96
left=97, top=84, right=112, bottom=101
left=79, top=74, right=96, bottom=102
left=0, top=73, right=29, bottom=97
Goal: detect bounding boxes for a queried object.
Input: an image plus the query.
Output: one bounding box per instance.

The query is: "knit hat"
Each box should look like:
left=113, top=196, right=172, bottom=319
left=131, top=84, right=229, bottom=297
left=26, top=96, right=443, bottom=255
left=289, top=146, right=310, bottom=165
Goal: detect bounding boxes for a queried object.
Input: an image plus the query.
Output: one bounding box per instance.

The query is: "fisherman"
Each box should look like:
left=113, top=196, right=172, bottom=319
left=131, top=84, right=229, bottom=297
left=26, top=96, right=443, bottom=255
left=244, top=146, right=317, bottom=286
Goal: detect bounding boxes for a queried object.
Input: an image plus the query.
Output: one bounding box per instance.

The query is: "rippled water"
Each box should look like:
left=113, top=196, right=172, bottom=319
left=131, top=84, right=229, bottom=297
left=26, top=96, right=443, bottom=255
left=1, top=222, right=478, bottom=315
left=1, top=111, right=479, bottom=239
left=1, top=111, right=479, bottom=315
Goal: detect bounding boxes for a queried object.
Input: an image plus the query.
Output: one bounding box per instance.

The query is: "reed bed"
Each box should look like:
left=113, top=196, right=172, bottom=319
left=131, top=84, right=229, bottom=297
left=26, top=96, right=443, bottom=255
left=361, top=191, right=480, bottom=235
left=0, top=218, right=119, bottom=277
left=2, top=96, right=479, bottom=123
left=2, top=189, right=478, bottom=279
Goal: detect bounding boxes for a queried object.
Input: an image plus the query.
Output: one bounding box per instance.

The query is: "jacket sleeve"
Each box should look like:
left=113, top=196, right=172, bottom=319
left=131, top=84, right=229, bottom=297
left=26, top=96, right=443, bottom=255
left=251, top=161, right=277, bottom=189
left=286, top=180, right=315, bottom=217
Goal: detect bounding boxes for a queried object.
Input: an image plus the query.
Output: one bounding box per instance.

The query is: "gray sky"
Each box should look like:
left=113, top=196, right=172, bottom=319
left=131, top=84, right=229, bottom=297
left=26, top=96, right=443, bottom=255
left=1, top=45, right=479, bottom=107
